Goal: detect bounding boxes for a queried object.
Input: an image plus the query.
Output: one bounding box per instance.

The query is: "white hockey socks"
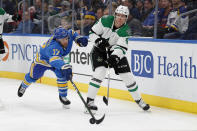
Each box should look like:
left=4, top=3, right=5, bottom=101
left=127, top=82, right=141, bottom=101
left=87, top=78, right=102, bottom=99
left=87, top=67, right=107, bottom=99
left=119, top=72, right=141, bottom=101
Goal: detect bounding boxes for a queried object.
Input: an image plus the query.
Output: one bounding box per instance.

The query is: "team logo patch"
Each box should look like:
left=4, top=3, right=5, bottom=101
left=97, top=56, right=103, bottom=62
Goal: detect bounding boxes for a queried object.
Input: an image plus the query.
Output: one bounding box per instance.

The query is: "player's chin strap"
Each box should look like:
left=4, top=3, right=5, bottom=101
left=70, top=79, right=105, bottom=124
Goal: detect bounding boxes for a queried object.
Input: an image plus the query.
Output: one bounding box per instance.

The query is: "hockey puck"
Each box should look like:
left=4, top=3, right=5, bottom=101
left=89, top=118, right=96, bottom=124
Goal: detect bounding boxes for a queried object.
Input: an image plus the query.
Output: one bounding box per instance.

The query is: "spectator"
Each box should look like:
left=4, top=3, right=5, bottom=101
left=82, top=0, right=91, bottom=10
left=50, top=0, right=63, bottom=15
left=136, top=0, right=144, bottom=20
left=186, top=0, right=197, bottom=11
left=13, top=11, right=35, bottom=34
left=81, top=11, right=96, bottom=36
left=141, top=0, right=154, bottom=22
left=32, top=2, right=50, bottom=34
left=128, top=13, right=143, bottom=36
left=17, top=1, right=34, bottom=21
left=163, top=0, right=189, bottom=39
left=141, top=0, right=165, bottom=37
left=91, top=0, right=105, bottom=11
left=61, top=16, right=72, bottom=29
left=122, top=0, right=141, bottom=21
left=142, top=7, right=164, bottom=27
left=95, top=7, right=104, bottom=20
left=53, top=0, right=62, bottom=7
left=3, top=0, right=16, bottom=15
left=60, top=1, right=71, bottom=13
left=60, top=15, right=79, bottom=31
left=181, top=15, right=197, bottom=40
left=34, top=0, right=42, bottom=20
left=160, top=0, right=172, bottom=28
left=68, top=0, right=80, bottom=12
left=103, top=2, right=118, bottom=15
left=155, top=0, right=173, bottom=38
left=48, top=4, right=54, bottom=16
left=76, top=0, right=88, bottom=20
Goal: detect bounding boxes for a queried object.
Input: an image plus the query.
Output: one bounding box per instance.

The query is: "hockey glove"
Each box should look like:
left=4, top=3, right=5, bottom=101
left=76, top=37, right=88, bottom=47
left=12, top=14, right=22, bottom=22
left=107, top=55, right=120, bottom=68
left=95, top=38, right=109, bottom=51
left=61, top=64, right=72, bottom=81
left=0, top=36, right=5, bottom=54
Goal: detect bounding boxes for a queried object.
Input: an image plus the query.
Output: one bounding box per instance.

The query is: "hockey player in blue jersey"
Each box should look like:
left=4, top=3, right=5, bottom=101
left=17, top=27, right=88, bottom=108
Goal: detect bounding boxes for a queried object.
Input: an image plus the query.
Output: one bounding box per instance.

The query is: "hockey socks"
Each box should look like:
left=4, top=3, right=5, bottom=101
left=119, top=72, right=150, bottom=111
left=127, top=83, right=150, bottom=111
left=87, top=78, right=102, bottom=100
left=18, top=74, right=35, bottom=97
left=127, top=82, right=141, bottom=101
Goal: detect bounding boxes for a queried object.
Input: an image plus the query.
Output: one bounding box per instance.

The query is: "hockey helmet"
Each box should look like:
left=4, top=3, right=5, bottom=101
left=115, top=5, right=129, bottom=19
left=53, top=27, right=68, bottom=39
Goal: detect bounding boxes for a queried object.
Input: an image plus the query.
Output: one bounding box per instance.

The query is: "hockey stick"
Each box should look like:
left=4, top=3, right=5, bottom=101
left=70, top=80, right=105, bottom=124
left=103, top=65, right=110, bottom=105
left=103, top=51, right=110, bottom=105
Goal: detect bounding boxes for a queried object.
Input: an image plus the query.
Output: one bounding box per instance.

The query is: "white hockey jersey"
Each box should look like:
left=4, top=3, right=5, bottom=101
left=0, top=8, right=14, bottom=34
left=166, top=6, right=189, bottom=33
left=89, top=15, right=132, bottom=59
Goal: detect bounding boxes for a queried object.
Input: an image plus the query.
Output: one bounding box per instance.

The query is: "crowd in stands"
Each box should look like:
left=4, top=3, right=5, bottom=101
left=1, top=0, right=197, bottom=40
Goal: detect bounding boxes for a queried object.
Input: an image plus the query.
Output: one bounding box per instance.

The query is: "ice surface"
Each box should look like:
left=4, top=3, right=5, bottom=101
left=0, top=78, right=196, bottom=131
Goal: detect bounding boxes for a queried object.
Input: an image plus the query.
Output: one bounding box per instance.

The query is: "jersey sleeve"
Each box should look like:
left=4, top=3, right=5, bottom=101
left=4, top=13, right=14, bottom=22
left=0, top=8, right=13, bottom=23
left=68, top=29, right=78, bottom=40
left=111, top=26, right=131, bottom=59
left=72, top=30, right=88, bottom=47
left=111, top=37, right=128, bottom=59
left=89, top=18, right=104, bottom=43
left=47, top=45, right=65, bottom=70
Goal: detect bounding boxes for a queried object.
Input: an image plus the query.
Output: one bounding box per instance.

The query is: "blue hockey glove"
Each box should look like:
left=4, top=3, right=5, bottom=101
left=95, top=37, right=109, bottom=51
left=76, top=37, right=88, bottom=47
left=61, top=64, right=72, bottom=81
left=107, top=55, right=120, bottom=68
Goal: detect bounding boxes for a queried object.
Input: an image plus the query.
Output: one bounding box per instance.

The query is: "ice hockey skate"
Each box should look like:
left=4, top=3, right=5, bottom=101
left=17, top=84, right=26, bottom=97
left=59, top=95, right=71, bottom=109
left=135, top=98, right=150, bottom=111
left=84, top=97, right=98, bottom=114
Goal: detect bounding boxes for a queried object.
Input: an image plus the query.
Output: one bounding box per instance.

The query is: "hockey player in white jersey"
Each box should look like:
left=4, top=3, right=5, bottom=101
left=0, top=8, right=21, bottom=58
left=86, top=5, right=150, bottom=113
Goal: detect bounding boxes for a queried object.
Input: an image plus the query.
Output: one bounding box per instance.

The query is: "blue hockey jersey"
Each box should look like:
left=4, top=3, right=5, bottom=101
left=37, top=29, right=79, bottom=70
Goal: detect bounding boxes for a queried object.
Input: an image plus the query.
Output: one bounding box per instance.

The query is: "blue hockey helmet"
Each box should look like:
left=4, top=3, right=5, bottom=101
left=53, top=27, right=68, bottom=39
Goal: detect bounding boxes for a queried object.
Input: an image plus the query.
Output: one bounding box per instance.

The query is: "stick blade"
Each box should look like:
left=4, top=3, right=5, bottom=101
left=96, top=114, right=105, bottom=124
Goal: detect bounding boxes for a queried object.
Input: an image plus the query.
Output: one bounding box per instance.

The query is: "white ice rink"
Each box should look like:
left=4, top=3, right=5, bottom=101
left=0, top=78, right=197, bottom=131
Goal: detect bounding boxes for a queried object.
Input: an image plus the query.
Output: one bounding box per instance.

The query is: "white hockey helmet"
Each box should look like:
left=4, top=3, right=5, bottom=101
left=115, top=5, right=130, bottom=19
